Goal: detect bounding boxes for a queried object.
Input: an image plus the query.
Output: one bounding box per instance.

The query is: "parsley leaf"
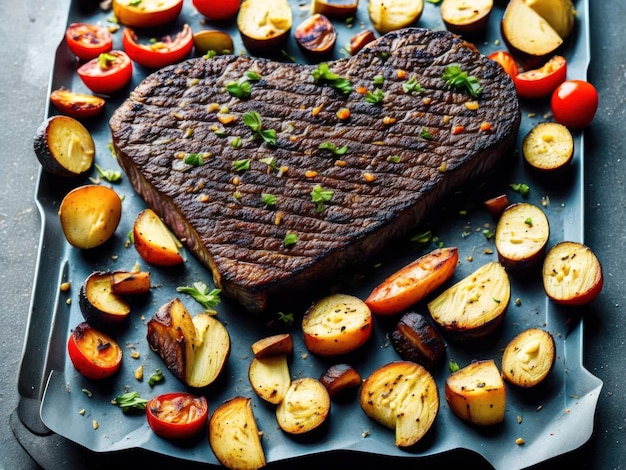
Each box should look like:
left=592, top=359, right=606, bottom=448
left=403, top=75, right=424, bottom=94
left=113, top=391, right=147, bottom=412
left=442, top=64, right=483, bottom=98
left=283, top=233, right=298, bottom=246
left=319, top=141, right=348, bottom=155
left=176, top=281, right=221, bottom=310
left=365, top=88, right=384, bottom=105
left=243, top=111, right=276, bottom=145
left=311, top=185, right=334, bottom=212
left=311, top=62, right=352, bottom=94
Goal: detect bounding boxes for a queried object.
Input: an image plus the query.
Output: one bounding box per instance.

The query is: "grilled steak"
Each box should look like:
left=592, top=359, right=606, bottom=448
left=110, top=28, right=521, bottom=313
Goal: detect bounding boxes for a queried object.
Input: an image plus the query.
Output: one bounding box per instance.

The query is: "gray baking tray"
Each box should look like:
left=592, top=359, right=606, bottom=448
left=17, top=0, right=601, bottom=469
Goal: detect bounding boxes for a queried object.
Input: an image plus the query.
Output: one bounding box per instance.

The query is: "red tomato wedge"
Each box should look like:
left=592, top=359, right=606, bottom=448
left=67, top=322, right=123, bottom=379
left=146, top=393, right=209, bottom=440
left=365, top=247, right=459, bottom=315
left=513, top=55, right=567, bottom=99
left=65, top=23, right=113, bottom=61
left=50, top=88, right=106, bottom=119
left=77, top=51, right=133, bottom=95
left=551, top=80, right=599, bottom=128
left=487, top=51, right=518, bottom=79
left=123, top=25, right=193, bottom=69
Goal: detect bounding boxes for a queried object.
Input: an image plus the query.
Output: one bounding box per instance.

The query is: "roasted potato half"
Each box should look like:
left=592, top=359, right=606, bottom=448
left=319, top=363, right=362, bottom=398
left=445, top=359, right=506, bottom=426
left=428, top=262, right=510, bottom=340
left=390, top=311, right=446, bottom=369
left=209, top=396, right=266, bottom=470
left=502, top=328, right=556, bottom=388
left=524, top=0, right=575, bottom=39
left=369, top=0, right=424, bottom=34
left=441, top=0, right=493, bottom=35
left=237, top=0, right=292, bottom=52
left=312, top=0, right=358, bottom=18
left=276, top=377, right=331, bottom=434
left=248, top=355, right=291, bottom=405
left=360, top=361, right=438, bottom=447
left=523, top=122, right=574, bottom=172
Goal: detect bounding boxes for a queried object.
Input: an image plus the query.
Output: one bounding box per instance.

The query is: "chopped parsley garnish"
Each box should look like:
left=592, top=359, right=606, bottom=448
left=94, top=164, right=122, bottom=182
left=442, top=64, right=483, bottom=98
left=261, top=193, right=277, bottom=207
left=311, top=63, right=352, bottom=94
left=449, top=361, right=460, bottom=373
left=420, top=128, right=433, bottom=140
left=482, top=228, right=495, bottom=239
left=184, top=153, right=205, bottom=166
left=365, top=88, right=384, bottom=105
left=524, top=217, right=533, bottom=226
left=510, top=182, right=530, bottom=197
left=230, top=136, right=242, bottom=148
left=319, top=141, right=348, bottom=155
left=373, top=75, right=384, bottom=87
left=97, top=52, right=118, bottom=69
left=283, top=233, right=298, bottom=246
left=259, top=155, right=280, bottom=171
left=112, top=391, right=147, bottom=412
left=243, top=111, right=276, bottom=145
left=386, top=155, right=401, bottom=163
left=176, top=281, right=221, bottom=310
left=148, top=369, right=164, bottom=387
left=311, top=185, right=334, bottom=212
left=232, top=158, right=251, bottom=171
left=225, top=71, right=261, bottom=99
left=403, top=75, right=425, bottom=94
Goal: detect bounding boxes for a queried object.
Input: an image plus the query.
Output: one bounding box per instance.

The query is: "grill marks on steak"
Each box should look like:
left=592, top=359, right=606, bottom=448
left=110, top=28, right=520, bottom=312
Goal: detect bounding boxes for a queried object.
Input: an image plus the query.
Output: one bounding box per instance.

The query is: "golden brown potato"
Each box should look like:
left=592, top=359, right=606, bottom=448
left=192, top=30, right=235, bottom=56
left=58, top=185, right=122, bottom=249
left=294, top=13, right=337, bottom=56
left=312, top=0, right=359, bottom=18
left=441, top=0, right=493, bottom=35
left=275, top=377, right=331, bottom=434
left=445, top=359, right=506, bottom=426
left=522, top=122, right=574, bottom=172
left=248, top=355, right=291, bottom=404
left=360, top=361, right=438, bottom=447
left=502, top=328, right=556, bottom=388
left=251, top=333, right=294, bottom=359
left=368, top=0, right=424, bottom=34
left=237, top=0, right=292, bottom=52
left=524, top=0, right=575, bottom=39
left=319, top=363, right=362, bottom=398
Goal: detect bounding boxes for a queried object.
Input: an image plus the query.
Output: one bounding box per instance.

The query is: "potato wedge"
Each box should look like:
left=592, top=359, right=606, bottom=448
left=319, top=363, right=362, bottom=398
left=523, top=122, right=574, bottom=172
left=58, top=185, right=122, bottom=249
left=209, top=396, right=266, bottom=470
left=542, top=241, right=603, bottom=306
left=368, top=0, right=424, bottom=34
left=441, top=0, right=493, bottom=35
left=192, top=30, right=234, bottom=56
left=349, top=29, right=376, bottom=55
left=295, top=13, right=337, bottom=56
left=360, top=361, right=438, bottom=447
left=365, top=247, right=458, bottom=316
left=146, top=298, right=231, bottom=387
left=276, top=377, right=330, bottom=434
left=79, top=271, right=130, bottom=329
left=251, top=333, right=294, bottom=359
left=237, top=0, right=292, bottom=52
left=495, top=202, right=550, bottom=271
left=302, top=293, right=372, bottom=356
left=502, top=0, right=563, bottom=61
left=502, top=328, right=556, bottom=388
left=110, top=270, right=151, bottom=296
left=524, top=0, right=575, bottom=39
left=248, top=355, right=291, bottom=404
left=133, top=208, right=184, bottom=266
left=312, top=0, right=358, bottom=18
left=427, top=262, right=510, bottom=340
left=445, top=359, right=506, bottom=426
left=483, top=193, right=510, bottom=218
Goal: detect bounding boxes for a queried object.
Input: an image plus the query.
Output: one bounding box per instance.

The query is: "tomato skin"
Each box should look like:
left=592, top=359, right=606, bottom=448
left=123, top=25, right=193, bottom=69
left=487, top=51, right=518, bottom=79
left=67, top=322, right=123, bottom=379
left=77, top=51, right=133, bottom=95
left=551, top=80, right=599, bottom=129
left=146, top=393, right=209, bottom=440
left=65, top=23, right=113, bottom=61
left=50, top=88, right=106, bottom=119
left=192, top=0, right=241, bottom=21
left=513, top=55, right=567, bottom=99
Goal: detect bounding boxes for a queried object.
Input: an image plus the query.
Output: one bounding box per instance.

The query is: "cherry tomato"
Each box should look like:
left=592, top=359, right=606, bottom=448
left=192, top=0, right=241, bottom=21
left=487, top=51, right=518, bottom=79
left=146, top=393, right=209, bottom=440
left=513, top=55, right=567, bottom=99
left=65, top=23, right=113, bottom=61
left=77, top=51, right=133, bottom=95
left=50, top=88, right=106, bottom=119
left=123, top=25, right=193, bottom=69
left=112, top=0, right=184, bottom=28
left=67, top=322, right=123, bottom=379
left=551, top=80, right=599, bottom=129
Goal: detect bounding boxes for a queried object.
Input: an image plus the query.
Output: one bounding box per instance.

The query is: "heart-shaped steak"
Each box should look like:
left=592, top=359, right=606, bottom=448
left=110, top=28, right=520, bottom=313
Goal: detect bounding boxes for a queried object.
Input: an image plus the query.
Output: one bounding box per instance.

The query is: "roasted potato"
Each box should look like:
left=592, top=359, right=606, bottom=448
left=276, top=378, right=331, bottom=434
left=79, top=271, right=131, bottom=329
left=251, top=333, right=294, bottom=359
left=209, top=396, right=266, bottom=470
left=133, top=208, right=184, bottom=266
left=445, top=359, right=506, bottom=426
left=112, top=0, right=184, bottom=28
left=390, top=311, right=446, bottom=369
left=237, top=0, right=292, bottom=52
left=524, top=0, right=575, bottom=39
left=294, top=13, right=337, bottom=56
left=312, top=0, right=359, bottom=18
left=440, top=0, right=493, bottom=35
left=360, top=361, right=438, bottom=447
left=192, top=30, right=235, bottom=56
left=319, top=363, right=362, bottom=398
left=368, top=0, right=424, bottom=34
left=58, top=185, right=122, bottom=249
left=522, top=121, right=574, bottom=172
left=495, top=202, right=550, bottom=272
left=248, top=355, right=291, bottom=404
left=428, top=262, right=510, bottom=340
left=502, top=328, right=556, bottom=388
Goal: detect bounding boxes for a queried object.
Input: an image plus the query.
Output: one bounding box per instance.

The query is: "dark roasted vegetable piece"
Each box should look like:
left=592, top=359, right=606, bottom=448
left=390, top=312, right=446, bottom=369
left=319, top=363, right=362, bottom=398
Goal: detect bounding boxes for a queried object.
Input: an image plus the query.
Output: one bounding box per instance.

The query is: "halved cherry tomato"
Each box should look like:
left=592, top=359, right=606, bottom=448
left=77, top=51, right=133, bottom=95
left=112, top=0, right=184, bottom=28
left=487, top=51, right=518, bottom=79
left=192, top=0, right=241, bottom=21
left=551, top=80, right=599, bottom=129
left=146, top=392, right=209, bottom=440
left=513, top=55, right=567, bottom=99
left=67, top=322, right=123, bottom=379
left=65, top=23, right=113, bottom=61
left=365, top=247, right=459, bottom=315
left=50, top=88, right=106, bottom=119
left=123, top=24, right=193, bottom=69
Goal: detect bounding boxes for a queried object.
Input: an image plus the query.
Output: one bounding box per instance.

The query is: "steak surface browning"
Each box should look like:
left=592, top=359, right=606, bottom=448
left=110, top=28, right=521, bottom=313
